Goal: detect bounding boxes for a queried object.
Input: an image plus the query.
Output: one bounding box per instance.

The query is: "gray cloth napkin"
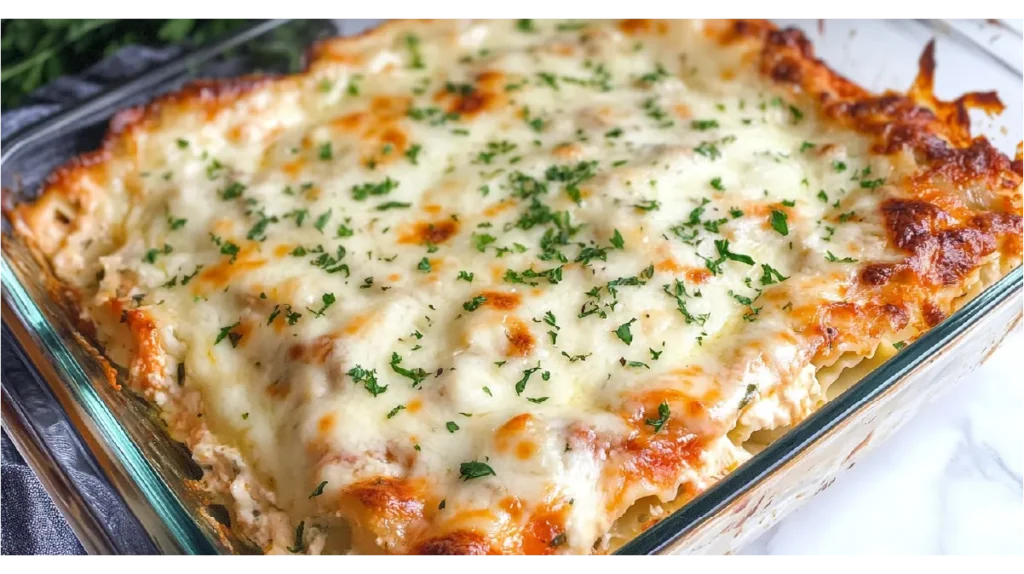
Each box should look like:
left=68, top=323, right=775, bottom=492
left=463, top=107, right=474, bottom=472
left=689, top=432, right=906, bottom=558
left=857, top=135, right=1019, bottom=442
left=1, top=45, right=184, bottom=556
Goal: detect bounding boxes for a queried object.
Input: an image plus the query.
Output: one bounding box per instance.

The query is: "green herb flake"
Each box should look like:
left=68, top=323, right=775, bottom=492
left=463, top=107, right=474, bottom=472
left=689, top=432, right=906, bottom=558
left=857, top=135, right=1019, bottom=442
left=219, top=181, right=245, bottom=201
left=376, top=201, right=411, bottom=211
left=459, top=461, right=496, bottom=481
left=287, top=521, right=305, bottom=553
left=463, top=295, right=487, bottom=312
left=348, top=365, right=387, bottom=397
left=390, top=352, right=429, bottom=388
left=645, top=401, right=670, bottom=433
left=515, top=365, right=542, bottom=396
left=769, top=209, right=789, bottom=236
left=613, top=319, right=636, bottom=346
left=825, top=251, right=858, bottom=263
left=308, top=481, right=328, bottom=499
left=318, top=141, right=333, bottom=160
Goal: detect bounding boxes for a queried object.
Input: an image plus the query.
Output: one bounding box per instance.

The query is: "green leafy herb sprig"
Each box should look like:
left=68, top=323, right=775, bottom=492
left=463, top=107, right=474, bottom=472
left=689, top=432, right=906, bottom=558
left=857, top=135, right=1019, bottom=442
left=1, top=20, right=251, bottom=110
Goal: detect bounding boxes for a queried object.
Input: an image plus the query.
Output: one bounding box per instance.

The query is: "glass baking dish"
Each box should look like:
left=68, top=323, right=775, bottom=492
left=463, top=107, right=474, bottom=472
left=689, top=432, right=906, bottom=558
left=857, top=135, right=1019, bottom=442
left=1, top=19, right=1021, bottom=555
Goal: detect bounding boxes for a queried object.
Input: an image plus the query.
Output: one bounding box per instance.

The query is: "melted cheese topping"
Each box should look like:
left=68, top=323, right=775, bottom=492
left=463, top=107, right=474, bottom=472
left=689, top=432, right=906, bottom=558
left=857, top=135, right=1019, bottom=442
left=20, top=20, right=1021, bottom=554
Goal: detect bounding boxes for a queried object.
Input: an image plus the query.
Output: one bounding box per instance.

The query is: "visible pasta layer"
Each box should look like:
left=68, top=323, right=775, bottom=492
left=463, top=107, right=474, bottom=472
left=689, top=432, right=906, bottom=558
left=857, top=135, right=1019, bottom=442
left=11, top=19, right=1021, bottom=554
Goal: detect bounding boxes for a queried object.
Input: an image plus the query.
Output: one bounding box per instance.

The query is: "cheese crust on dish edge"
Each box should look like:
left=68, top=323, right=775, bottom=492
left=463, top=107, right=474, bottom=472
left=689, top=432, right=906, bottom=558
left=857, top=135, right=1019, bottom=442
left=10, top=19, right=1022, bottom=554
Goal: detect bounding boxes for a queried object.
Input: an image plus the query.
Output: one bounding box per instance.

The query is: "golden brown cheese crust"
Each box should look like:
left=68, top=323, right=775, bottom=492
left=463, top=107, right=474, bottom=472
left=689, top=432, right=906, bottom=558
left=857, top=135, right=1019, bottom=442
left=9, top=19, right=1022, bottom=555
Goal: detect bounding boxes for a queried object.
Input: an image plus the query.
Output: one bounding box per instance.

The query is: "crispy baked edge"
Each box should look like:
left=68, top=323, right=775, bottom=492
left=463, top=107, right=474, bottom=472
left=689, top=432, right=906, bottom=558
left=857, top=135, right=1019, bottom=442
left=6, top=19, right=1022, bottom=554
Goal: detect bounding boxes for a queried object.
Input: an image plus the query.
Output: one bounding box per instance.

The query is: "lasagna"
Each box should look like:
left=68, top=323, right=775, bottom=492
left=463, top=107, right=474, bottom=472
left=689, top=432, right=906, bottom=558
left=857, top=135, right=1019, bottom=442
left=11, top=19, right=1022, bottom=554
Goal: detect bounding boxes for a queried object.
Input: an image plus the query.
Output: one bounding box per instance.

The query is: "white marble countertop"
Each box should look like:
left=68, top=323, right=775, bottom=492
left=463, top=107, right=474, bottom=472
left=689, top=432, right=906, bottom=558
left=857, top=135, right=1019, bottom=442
left=741, top=329, right=1023, bottom=554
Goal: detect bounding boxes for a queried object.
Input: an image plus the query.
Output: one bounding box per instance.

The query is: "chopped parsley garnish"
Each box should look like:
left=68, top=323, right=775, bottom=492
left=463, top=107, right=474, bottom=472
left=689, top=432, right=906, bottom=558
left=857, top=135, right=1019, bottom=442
left=404, top=34, right=425, bottom=69
left=376, top=201, right=411, bottom=211
left=143, top=243, right=172, bottom=264
left=825, top=251, right=858, bottom=263
left=769, top=209, right=789, bottom=236
left=472, top=232, right=496, bottom=252
left=545, top=160, right=597, bottom=205
left=219, top=241, right=240, bottom=263
left=306, top=293, right=336, bottom=317
left=390, top=353, right=429, bottom=388
left=561, top=351, right=592, bottom=362
left=287, top=521, right=305, bottom=553
left=832, top=160, right=847, bottom=172
left=690, top=119, right=719, bottom=131
left=860, top=177, right=886, bottom=189
left=788, top=104, right=804, bottom=123
left=308, top=481, right=328, bottom=499
left=703, top=239, right=754, bottom=275
left=446, top=421, right=460, bottom=433
left=463, top=295, right=487, bottom=311
left=729, top=289, right=763, bottom=321
left=318, top=141, right=333, bottom=160
left=474, top=140, right=517, bottom=164
left=313, top=209, right=332, bottom=233
left=246, top=212, right=278, bottom=241
left=610, top=229, right=625, bottom=249
left=710, top=177, right=726, bottom=191
left=574, top=246, right=608, bottom=265
left=537, top=71, right=559, bottom=90
left=352, top=177, right=399, bottom=200
left=613, top=319, right=636, bottom=345
left=387, top=405, right=406, bottom=419
left=457, top=270, right=474, bottom=282
left=408, top=106, right=459, bottom=125
left=167, top=215, right=187, bottom=230
left=504, top=266, right=563, bottom=286
left=800, top=141, right=816, bottom=152
left=641, top=97, right=674, bottom=128
left=893, top=341, right=907, bottom=350
left=663, top=280, right=709, bottom=326
left=417, top=257, right=432, bottom=273
left=348, top=365, right=386, bottom=396
left=638, top=63, right=669, bottom=85
left=515, top=365, right=543, bottom=396
left=645, top=401, right=670, bottom=433
left=515, top=19, right=536, bottom=33
left=759, top=264, right=789, bottom=285
left=219, top=181, right=245, bottom=200
left=459, top=461, right=496, bottom=481
left=405, top=143, right=422, bottom=164
left=181, top=265, right=203, bottom=285
left=817, top=190, right=829, bottom=203
left=694, top=140, right=721, bottom=160
left=215, top=321, right=241, bottom=347
left=632, top=199, right=661, bottom=212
